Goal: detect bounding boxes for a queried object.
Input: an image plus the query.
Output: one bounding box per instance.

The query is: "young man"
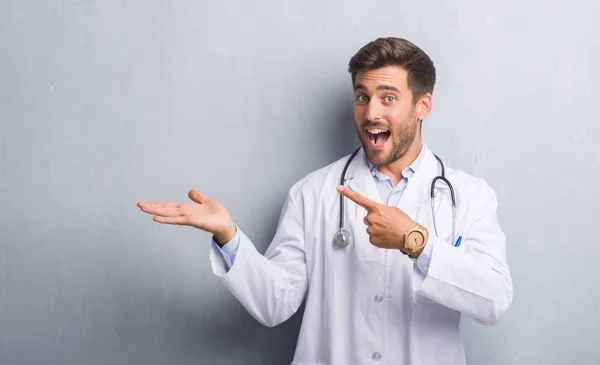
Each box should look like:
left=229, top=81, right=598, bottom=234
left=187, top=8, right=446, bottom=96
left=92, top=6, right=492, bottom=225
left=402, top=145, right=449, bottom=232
left=138, top=37, right=513, bottom=365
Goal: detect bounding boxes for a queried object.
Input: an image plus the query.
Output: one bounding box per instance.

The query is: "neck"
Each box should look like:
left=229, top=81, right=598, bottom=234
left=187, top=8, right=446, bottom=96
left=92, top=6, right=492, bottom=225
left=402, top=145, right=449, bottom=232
left=377, top=139, right=423, bottom=186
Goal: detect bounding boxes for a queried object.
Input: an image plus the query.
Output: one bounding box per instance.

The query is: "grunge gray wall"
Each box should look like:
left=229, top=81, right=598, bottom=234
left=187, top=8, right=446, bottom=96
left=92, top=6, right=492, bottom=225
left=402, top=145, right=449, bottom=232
left=1, top=1, right=598, bottom=364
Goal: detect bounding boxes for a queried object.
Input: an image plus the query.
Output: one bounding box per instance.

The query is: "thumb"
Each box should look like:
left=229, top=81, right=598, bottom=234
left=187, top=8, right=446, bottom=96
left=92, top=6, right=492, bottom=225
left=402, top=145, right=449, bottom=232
left=188, top=189, right=209, bottom=204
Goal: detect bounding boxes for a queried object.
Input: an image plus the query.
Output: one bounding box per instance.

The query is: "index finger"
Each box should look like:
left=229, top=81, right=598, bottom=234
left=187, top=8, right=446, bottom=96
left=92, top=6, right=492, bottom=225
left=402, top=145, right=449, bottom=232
left=336, top=185, right=379, bottom=211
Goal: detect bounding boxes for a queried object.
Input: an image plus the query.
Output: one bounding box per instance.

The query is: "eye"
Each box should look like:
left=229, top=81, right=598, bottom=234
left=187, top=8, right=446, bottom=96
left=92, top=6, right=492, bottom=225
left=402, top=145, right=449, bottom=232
left=384, top=95, right=396, bottom=103
left=356, top=94, right=369, bottom=104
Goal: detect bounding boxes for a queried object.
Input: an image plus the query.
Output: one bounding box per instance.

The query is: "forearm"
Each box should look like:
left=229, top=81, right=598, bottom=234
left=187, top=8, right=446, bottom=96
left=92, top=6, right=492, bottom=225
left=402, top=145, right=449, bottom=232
left=210, top=228, right=308, bottom=327
left=414, top=235, right=512, bottom=325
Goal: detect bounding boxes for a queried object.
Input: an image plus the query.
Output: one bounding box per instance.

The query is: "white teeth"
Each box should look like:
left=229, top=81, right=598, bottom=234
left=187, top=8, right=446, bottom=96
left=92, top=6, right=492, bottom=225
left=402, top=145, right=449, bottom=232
left=368, top=129, right=388, bottom=134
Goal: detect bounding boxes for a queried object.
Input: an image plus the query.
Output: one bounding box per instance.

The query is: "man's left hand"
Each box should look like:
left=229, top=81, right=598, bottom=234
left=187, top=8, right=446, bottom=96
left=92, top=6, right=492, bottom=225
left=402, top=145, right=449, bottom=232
left=337, top=185, right=416, bottom=251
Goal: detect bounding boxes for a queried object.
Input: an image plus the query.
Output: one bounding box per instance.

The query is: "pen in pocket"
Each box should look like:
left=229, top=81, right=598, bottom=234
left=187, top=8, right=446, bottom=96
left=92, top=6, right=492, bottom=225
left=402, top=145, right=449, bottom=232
left=454, top=236, right=463, bottom=247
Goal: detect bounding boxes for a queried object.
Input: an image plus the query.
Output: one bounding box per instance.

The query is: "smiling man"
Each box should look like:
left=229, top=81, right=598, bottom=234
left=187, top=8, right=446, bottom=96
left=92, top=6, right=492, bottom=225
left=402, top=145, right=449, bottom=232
left=353, top=66, right=428, bottom=173
left=138, top=37, right=513, bottom=365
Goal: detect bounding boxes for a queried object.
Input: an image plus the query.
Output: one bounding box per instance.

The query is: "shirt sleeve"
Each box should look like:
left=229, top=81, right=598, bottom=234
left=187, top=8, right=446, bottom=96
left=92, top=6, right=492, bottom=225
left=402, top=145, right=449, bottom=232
left=414, top=236, right=434, bottom=274
left=212, top=226, right=241, bottom=271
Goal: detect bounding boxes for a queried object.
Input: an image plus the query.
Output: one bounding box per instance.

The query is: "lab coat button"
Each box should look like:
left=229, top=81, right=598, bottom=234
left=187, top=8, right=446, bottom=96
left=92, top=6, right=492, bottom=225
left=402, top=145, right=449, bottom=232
left=373, top=294, right=384, bottom=303
left=372, top=352, right=382, bottom=361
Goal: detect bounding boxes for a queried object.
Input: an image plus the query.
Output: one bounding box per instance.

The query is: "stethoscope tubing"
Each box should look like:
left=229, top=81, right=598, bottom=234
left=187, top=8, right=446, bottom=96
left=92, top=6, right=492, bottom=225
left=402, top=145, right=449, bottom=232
left=336, top=146, right=457, bottom=248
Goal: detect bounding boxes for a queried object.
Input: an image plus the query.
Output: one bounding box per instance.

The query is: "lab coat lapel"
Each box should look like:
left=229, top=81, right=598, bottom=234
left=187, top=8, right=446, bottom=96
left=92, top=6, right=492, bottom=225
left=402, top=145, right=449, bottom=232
left=396, top=145, right=441, bottom=219
left=344, top=148, right=380, bottom=205
left=342, top=148, right=384, bottom=261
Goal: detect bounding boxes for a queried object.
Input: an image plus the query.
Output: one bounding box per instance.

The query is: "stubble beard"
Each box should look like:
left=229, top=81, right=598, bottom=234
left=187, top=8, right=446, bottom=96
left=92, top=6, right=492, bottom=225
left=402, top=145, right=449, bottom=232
left=356, top=116, right=420, bottom=167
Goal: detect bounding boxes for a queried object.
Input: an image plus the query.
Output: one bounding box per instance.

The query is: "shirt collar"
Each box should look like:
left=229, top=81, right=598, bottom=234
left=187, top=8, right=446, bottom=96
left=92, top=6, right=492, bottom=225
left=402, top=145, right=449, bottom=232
left=367, top=144, right=426, bottom=184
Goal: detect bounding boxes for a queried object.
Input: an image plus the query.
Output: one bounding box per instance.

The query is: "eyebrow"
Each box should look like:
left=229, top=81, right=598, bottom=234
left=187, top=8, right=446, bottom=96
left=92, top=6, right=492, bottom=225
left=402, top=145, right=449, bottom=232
left=354, top=83, right=401, bottom=93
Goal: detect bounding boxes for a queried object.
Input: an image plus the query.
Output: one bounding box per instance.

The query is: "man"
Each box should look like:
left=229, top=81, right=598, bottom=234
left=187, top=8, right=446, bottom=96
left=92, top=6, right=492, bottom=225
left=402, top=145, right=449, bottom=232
left=138, top=37, right=513, bottom=365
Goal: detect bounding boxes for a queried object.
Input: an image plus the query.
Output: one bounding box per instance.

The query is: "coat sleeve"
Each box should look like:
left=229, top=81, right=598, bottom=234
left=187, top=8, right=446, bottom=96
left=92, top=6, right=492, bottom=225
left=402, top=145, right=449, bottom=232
left=209, top=191, right=308, bottom=328
left=414, top=179, right=513, bottom=325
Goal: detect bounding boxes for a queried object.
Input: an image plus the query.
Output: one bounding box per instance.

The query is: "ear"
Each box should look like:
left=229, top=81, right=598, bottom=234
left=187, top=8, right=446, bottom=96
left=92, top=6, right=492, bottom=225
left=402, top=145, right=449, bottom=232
left=416, top=93, right=432, bottom=121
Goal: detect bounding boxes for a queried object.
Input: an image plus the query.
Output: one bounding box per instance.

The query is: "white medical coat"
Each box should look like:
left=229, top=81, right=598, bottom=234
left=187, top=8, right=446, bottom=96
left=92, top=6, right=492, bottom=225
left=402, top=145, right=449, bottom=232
left=210, top=144, right=513, bottom=365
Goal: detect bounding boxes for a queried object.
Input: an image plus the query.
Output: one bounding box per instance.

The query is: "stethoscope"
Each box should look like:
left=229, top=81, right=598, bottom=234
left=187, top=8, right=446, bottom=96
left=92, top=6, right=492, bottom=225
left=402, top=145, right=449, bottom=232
left=332, top=147, right=456, bottom=249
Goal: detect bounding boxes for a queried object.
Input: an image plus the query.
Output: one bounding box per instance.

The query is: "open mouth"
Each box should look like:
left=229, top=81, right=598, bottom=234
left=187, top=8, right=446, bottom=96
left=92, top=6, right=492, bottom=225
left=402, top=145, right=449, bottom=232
left=366, top=128, right=391, bottom=149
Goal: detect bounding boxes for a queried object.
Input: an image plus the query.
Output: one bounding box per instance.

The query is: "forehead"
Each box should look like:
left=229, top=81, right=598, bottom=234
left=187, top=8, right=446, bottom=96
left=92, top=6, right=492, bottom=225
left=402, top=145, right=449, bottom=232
left=355, top=66, right=409, bottom=91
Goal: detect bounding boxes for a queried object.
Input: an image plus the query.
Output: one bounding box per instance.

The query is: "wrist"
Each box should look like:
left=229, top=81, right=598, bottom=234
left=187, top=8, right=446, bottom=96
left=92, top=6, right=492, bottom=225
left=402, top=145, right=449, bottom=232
left=396, top=220, right=415, bottom=251
left=214, top=223, right=237, bottom=246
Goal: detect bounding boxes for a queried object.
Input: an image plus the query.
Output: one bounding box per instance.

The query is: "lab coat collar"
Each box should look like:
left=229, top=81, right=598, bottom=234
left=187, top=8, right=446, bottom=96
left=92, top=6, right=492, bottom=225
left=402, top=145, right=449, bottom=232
left=344, top=143, right=443, bottom=217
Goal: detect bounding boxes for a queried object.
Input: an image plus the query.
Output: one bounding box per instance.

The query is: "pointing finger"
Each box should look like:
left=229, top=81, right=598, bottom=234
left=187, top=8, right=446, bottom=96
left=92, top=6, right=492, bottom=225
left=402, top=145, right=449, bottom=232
left=336, top=185, right=379, bottom=212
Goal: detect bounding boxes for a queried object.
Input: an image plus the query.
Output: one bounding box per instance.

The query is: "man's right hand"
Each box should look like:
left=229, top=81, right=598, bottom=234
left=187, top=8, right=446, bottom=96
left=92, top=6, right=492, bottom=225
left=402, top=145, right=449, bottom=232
left=137, top=190, right=237, bottom=245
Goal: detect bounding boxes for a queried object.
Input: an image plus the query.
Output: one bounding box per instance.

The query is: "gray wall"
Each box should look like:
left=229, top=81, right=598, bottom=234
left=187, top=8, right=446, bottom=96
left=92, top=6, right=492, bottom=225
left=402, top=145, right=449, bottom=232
left=1, top=1, right=598, bottom=364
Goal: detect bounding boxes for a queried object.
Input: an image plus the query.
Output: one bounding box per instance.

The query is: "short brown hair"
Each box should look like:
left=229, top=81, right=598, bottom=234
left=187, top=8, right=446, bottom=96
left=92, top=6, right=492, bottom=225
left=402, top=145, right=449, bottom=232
left=348, top=37, right=436, bottom=102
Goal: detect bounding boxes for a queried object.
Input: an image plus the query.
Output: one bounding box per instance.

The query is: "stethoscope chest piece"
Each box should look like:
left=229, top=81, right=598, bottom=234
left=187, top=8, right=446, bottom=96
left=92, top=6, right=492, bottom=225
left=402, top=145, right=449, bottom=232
left=332, top=228, right=352, bottom=249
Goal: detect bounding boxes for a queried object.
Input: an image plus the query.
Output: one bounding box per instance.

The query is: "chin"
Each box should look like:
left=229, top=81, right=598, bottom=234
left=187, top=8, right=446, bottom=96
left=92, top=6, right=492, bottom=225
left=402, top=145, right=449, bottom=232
left=364, top=147, right=390, bottom=166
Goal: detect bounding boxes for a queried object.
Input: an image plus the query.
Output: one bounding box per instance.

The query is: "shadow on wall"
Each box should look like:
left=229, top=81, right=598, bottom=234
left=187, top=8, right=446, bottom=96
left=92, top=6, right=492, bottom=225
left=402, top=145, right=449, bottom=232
left=194, top=302, right=305, bottom=364
left=182, top=88, right=353, bottom=363
left=110, top=259, right=306, bottom=365
left=119, top=88, right=352, bottom=364
left=317, top=75, right=360, bottom=163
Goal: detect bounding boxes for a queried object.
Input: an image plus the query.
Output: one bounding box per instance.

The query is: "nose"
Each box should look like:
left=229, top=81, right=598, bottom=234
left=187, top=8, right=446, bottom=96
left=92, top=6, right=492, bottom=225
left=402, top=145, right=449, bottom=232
left=365, top=99, right=382, bottom=121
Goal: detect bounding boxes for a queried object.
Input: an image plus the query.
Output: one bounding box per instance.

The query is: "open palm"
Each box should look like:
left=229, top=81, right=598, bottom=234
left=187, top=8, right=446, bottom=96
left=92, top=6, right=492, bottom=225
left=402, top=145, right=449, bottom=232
left=137, top=190, right=236, bottom=243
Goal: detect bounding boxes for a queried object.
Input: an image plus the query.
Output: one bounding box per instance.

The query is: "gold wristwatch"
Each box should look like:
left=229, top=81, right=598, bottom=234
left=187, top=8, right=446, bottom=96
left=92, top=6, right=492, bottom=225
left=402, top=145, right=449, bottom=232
left=401, top=223, right=429, bottom=258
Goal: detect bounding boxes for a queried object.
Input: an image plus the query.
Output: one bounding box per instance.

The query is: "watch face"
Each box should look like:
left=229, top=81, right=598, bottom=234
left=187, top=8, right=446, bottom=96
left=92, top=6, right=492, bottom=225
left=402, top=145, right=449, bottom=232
left=407, top=231, right=425, bottom=248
